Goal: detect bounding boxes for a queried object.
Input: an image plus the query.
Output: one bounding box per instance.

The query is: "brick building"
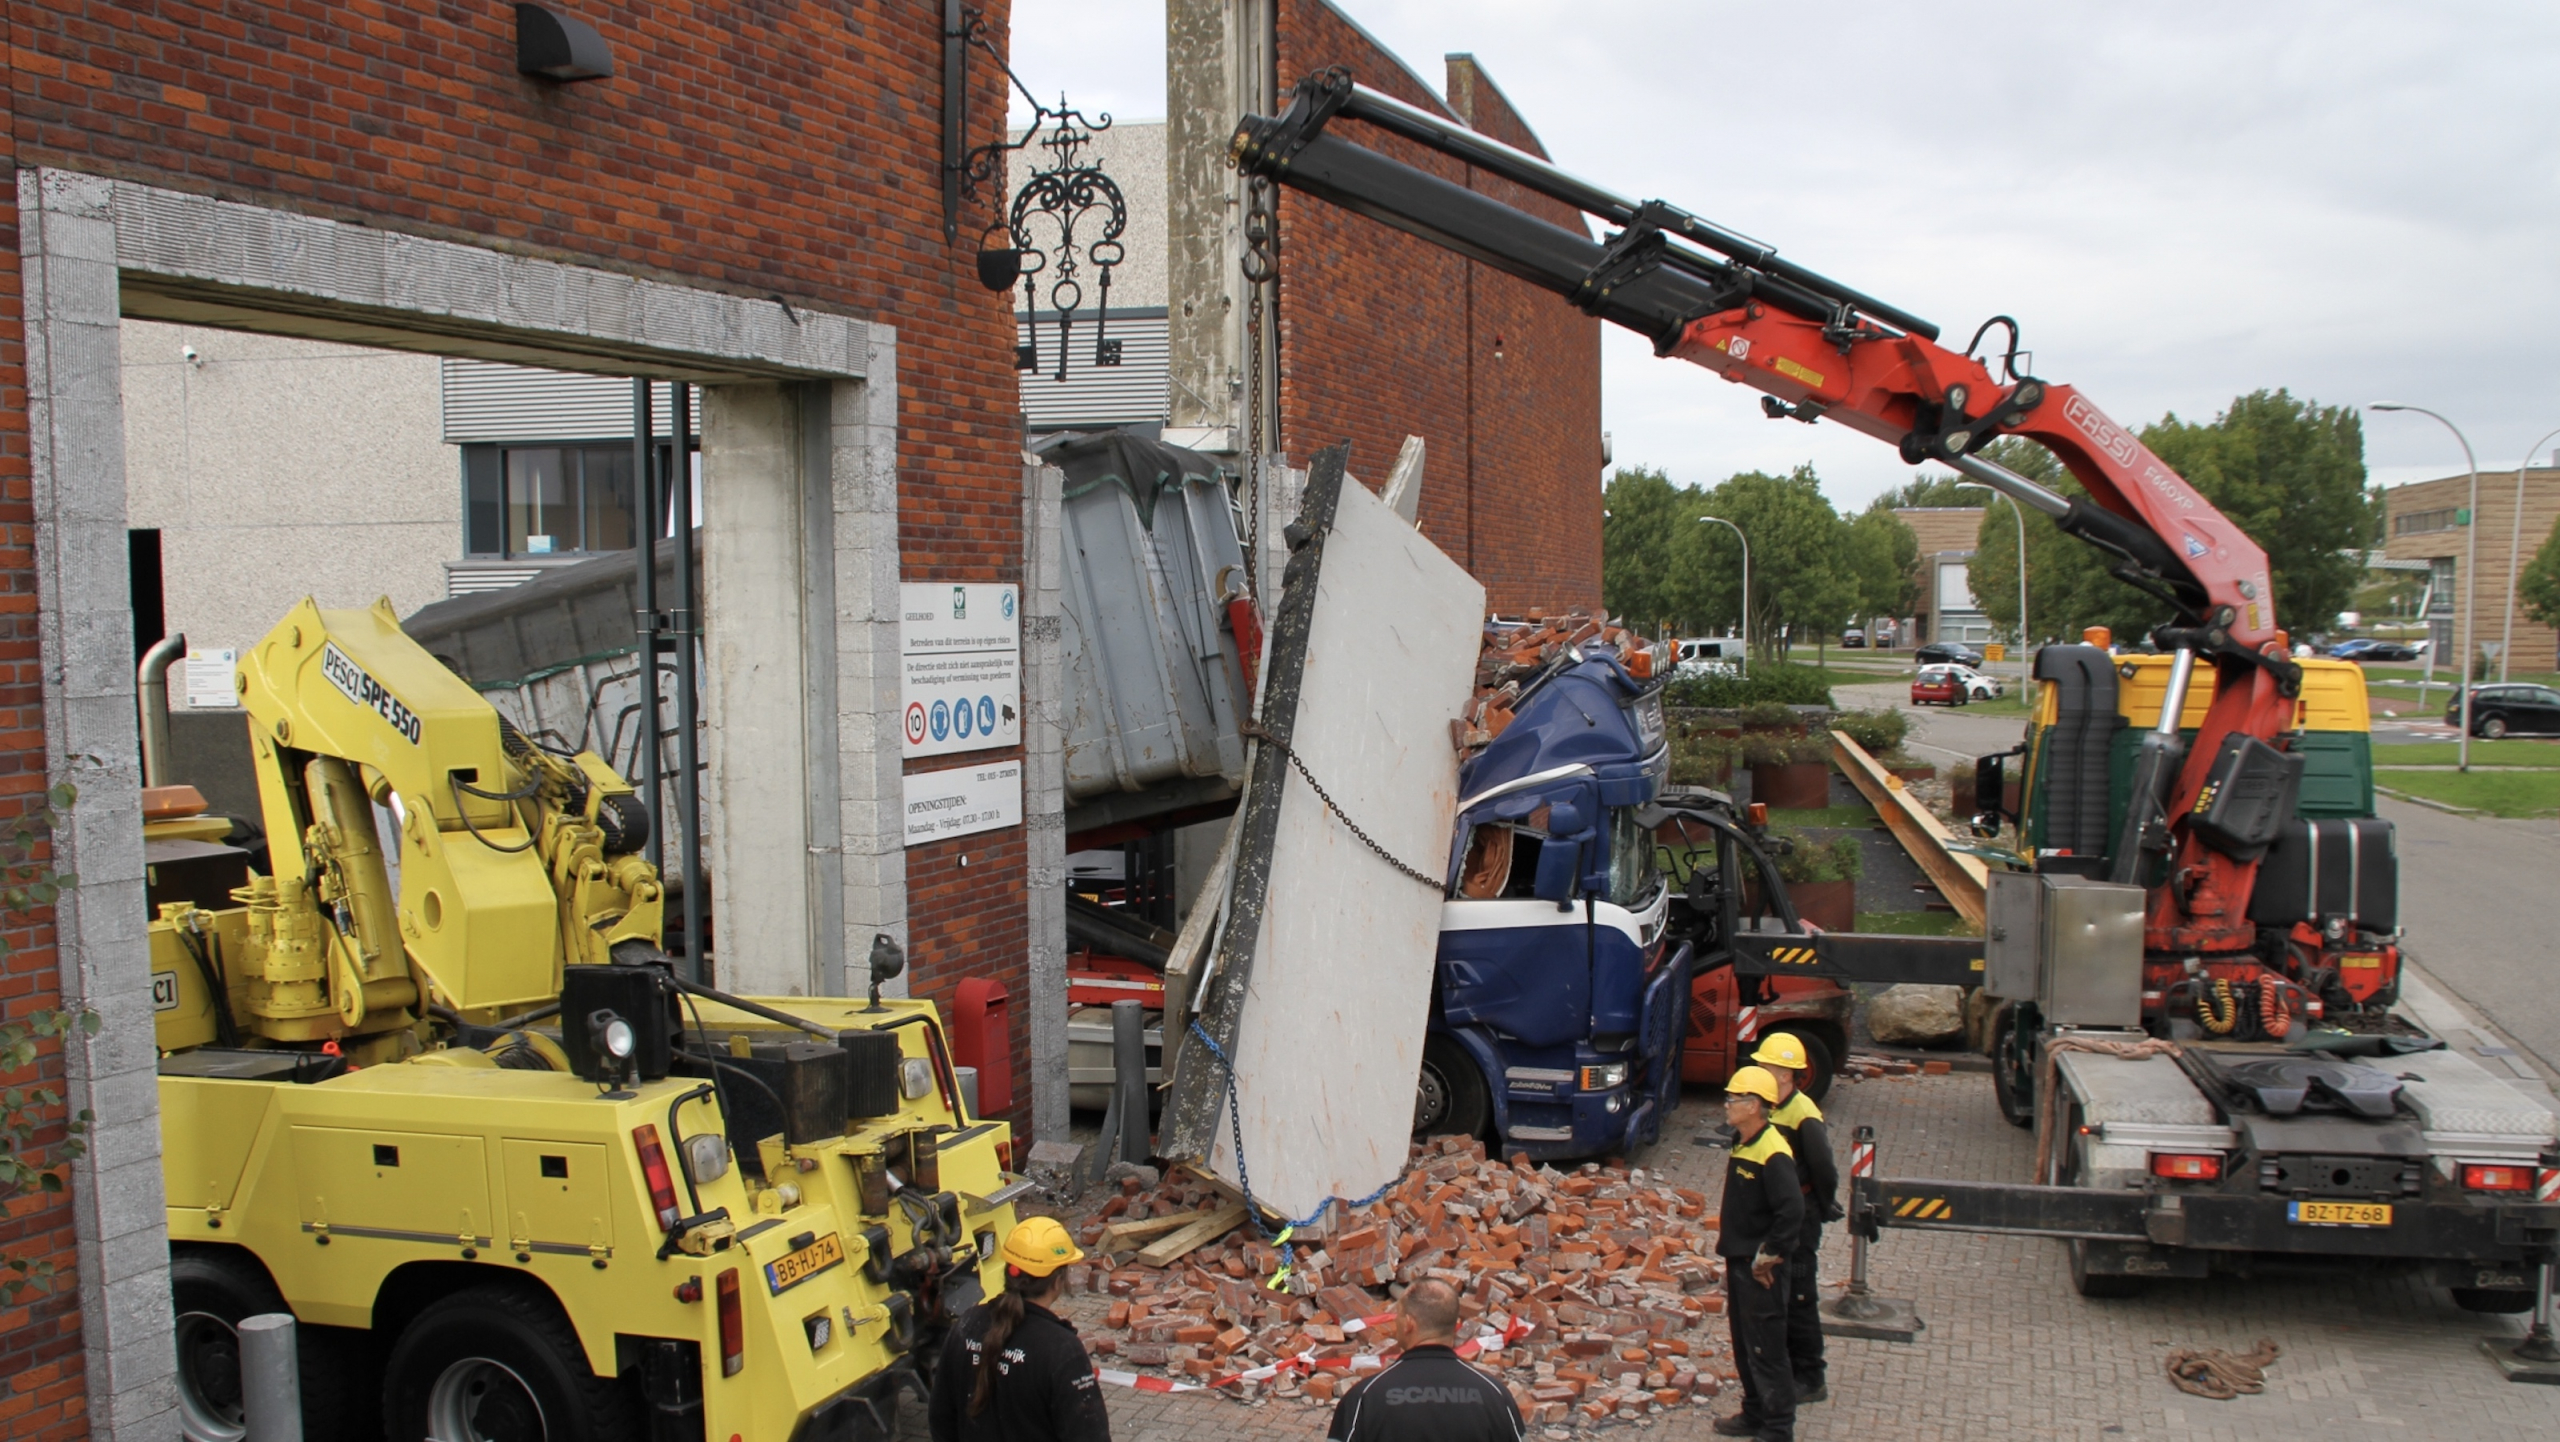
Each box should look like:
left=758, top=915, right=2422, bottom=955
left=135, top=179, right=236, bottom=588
left=2383, top=466, right=2560, bottom=675
left=1895, top=506, right=1990, bottom=647
left=1168, top=0, right=1605, bottom=618
left=0, top=4, right=1039, bottom=1435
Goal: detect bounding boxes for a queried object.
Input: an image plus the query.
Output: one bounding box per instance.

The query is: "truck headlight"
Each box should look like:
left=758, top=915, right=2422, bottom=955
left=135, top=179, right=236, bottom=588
left=900, top=1057, right=934, bottom=1100
left=1579, top=1063, right=1629, bottom=1091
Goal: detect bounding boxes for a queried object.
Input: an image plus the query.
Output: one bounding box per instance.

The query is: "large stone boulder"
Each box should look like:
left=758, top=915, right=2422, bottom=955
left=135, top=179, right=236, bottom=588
left=1866, top=984, right=1967, bottom=1047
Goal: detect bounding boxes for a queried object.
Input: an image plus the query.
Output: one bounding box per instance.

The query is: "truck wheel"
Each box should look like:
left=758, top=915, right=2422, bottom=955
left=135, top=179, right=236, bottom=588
left=1763, top=1028, right=1836, bottom=1104
left=2067, top=1240, right=2143, bottom=1299
left=2451, top=1286, right=2536, bottom=1314
left=1990, top=1007, right=2034, bottom=1129
left=383, top=1285, right=633, bottom=1442
left=1414, top=1035, right=1490, bottom=1141
left=173, top=1251, right=271, bottom=1442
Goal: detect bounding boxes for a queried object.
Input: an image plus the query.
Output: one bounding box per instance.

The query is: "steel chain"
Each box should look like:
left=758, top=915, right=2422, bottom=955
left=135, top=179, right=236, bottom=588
left=1243, top=722, right=1444, bottom=890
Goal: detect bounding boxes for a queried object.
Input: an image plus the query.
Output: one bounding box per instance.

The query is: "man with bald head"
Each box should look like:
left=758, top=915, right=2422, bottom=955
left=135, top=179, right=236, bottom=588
left=1326, top=1279, right=1523, bottom=1442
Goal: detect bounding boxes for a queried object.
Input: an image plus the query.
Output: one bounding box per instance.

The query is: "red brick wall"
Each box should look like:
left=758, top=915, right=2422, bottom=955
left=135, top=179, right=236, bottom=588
left=1273, top=4, right=1603, bottom=615
left=0, top=11, right=1041, bottom=1403
left=0, top=8, right=88, bottom=1432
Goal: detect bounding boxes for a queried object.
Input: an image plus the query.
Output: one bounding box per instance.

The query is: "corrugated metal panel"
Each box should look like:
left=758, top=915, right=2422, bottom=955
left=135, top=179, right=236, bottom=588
left=443, top=360, right=684, bottom=444
left=1019, top=310, right=1167, bottom=430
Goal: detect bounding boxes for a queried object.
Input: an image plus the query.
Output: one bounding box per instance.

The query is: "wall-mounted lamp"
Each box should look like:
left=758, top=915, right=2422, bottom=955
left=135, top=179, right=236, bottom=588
left=516, top=4, right=615, bottom=82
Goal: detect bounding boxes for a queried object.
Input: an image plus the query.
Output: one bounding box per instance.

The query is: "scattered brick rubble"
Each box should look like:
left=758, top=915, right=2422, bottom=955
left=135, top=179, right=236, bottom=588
left=1057, top=1137, right=1741, bottom=1427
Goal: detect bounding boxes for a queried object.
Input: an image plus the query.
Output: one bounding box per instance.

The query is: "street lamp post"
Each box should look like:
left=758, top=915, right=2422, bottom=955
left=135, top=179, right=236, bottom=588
left=2502, top=427, right=2560, bottom=683
left=2371, top=404, right=2480, bottom=772
left=1698, top=515, right=1750, bottom=669
left=1957, top=482, right=2030, bottom=696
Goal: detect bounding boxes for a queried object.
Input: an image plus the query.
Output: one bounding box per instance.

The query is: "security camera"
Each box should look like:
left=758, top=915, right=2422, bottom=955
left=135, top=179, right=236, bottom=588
left=181, top=345, right=200, bottom=365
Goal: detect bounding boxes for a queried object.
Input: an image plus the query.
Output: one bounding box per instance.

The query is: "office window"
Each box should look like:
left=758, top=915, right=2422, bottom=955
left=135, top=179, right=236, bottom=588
left=464, top=443, right=644, bottom=558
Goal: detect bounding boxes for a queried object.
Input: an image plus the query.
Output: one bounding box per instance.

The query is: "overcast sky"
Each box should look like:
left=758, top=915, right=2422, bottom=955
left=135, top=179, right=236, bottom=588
left=1008, top=1, right=2560, bottom=511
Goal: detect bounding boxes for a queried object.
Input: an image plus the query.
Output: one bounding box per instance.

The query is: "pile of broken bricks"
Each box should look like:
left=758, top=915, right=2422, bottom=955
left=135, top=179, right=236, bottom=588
left=1055, top=1137, right=1745, bottom=1427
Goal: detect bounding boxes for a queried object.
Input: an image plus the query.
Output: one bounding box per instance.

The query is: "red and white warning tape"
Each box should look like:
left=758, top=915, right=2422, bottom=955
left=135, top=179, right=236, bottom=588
left=2537, top=1167, right=2559, bottom=1204
left=1094, top=1316, right=1539, bottom=1395
left=1735, top=1007, right=1760, bottom=1042
left=1849, top=1141, right=1875, bottom=1180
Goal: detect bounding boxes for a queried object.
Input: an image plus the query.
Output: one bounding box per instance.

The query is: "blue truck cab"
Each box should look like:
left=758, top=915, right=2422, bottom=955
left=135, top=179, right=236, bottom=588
left=1420, top=642, right=1691, bottom=1161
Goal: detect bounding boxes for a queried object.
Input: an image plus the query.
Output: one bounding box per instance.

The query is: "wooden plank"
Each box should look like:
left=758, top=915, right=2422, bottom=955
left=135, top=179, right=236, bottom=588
left=1831, top=730, right=1989, bottom=927
left=1096, top=1209, right=1221, bottom=1252
left=1133, top=1203, right=1248, bottom=1268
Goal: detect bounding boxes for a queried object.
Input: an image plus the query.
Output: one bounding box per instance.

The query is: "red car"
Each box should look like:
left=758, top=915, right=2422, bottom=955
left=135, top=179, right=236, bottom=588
left=1911, top=667, right=1965, bottom=706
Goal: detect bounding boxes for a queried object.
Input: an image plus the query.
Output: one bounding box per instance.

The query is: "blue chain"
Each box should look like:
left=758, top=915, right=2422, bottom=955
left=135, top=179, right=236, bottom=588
left=1186, top=1017, right=1397, bottom=1282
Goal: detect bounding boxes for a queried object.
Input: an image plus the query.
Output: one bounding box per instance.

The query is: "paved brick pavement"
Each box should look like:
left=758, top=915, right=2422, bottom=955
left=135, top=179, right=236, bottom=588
left=948, top=1074, right=2560, bottom=1442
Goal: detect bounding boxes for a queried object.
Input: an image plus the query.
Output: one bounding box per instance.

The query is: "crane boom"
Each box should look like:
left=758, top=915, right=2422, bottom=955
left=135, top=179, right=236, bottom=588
left=1233, top=68, right=2305, bottom=952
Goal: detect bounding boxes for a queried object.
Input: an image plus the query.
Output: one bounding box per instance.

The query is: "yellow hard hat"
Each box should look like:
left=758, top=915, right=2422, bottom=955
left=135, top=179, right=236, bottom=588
left=1001, top=1216, right=1086, bottom=1277
left=1751, top=1033, right=1808, bottom=1071
left=1725, top=1065, right=1782, bottom=1104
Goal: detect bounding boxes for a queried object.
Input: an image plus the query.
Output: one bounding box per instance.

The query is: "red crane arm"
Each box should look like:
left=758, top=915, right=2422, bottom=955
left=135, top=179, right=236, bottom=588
left=1658, top=307, right=2281, bottom=656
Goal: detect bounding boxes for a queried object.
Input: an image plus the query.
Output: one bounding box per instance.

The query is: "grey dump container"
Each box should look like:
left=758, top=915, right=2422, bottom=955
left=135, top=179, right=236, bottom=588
left=1044, top=432, right=1251, bottom=837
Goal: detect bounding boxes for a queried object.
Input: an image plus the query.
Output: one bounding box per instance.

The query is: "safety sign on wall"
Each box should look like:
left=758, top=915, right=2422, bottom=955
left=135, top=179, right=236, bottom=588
left=899, top=583, right=1020, bottom=758
left=903, top=759, right=1023, bottom=846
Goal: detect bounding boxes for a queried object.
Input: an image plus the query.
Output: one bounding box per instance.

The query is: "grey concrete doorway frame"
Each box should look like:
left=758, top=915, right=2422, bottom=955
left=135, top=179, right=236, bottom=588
left=17, top=166, right=905, bottom=1440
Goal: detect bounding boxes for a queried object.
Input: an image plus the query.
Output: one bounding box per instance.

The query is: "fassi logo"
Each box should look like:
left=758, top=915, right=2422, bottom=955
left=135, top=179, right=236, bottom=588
left=2063, top=394, right=2138, bottom=468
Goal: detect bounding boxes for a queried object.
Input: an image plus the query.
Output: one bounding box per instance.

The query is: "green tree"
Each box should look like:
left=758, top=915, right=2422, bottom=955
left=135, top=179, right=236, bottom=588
left=1844, top=505, right=1920, bottom=624
left=2519, top=514, right=2560, bottom=636
left=1870, top=472, right=1980, bottom=510
left=1694, top=465, right=1857, bottom=663
left=1602, top=466, right=1703, bottom=631
left=2143, top=390, right=2374, bottom=633
left=1965, top=393, right=2374, bottom=645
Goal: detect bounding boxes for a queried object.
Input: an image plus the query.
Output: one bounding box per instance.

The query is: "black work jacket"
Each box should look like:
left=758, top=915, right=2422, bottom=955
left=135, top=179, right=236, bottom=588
left=929, top=1300, right=1111, bottom=1442
left=1715, top=1121, right=1805, bottom=1262
left=1771, top=1092, right=1843, bottom=1225
left=1328, top=1344, right=1524, bottom=1442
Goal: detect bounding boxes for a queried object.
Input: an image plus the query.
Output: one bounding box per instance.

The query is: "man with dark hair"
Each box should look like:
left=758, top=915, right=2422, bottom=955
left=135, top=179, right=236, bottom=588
left=1327, top=1279, right=1523, bottom=1442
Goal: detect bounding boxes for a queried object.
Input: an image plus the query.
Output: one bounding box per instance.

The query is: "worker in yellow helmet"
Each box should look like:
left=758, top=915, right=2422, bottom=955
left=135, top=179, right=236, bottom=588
left=929, top=1216, right=1112, bottom=1442
left=1751, top=1033, right=1842, bottom=1405
left=1712, top=1065, right=1803, bottom=1442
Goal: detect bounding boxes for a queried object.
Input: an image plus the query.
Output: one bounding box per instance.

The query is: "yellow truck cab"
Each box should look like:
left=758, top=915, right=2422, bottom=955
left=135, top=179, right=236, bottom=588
left=148, top=600, right=1024, bottom=1442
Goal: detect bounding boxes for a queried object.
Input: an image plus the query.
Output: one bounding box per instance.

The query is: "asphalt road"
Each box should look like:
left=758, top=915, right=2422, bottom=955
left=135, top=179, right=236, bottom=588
left=2383, top=796, right=2560, bottom=1080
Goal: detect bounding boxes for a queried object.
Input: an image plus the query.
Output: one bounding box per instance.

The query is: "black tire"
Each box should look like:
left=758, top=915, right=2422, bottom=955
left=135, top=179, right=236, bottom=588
left=2451, top=1286, right=2536, bottom=1314
left=1762, top=1027, right=1836, bottom=1105
left=1414, top=1034, right=1491, bottom=1141
left=2067, top=1240, right=2144, bottom=1299
left=2479, top=714, right=2510, bottom=740
left=1990, top=1006, right=2035, bottom=1130
left=172, top=1249, right=370, bottom=1442
left=383, top=1284, right=633, bottom=1442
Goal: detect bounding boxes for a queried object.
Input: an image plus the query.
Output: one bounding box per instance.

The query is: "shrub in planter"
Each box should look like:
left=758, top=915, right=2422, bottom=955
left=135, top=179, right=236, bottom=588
left=1743, top=731, right=1832, bottom=809
left=1735, top=701, right=1802, bottom=733
left=1660, top=662, right=1836, bottom=709
left=1832, top=707, right=1909, bottom=757
left=1670, top=728, right=1741, bottom=787
left=1773, top=832, right=1862, bottom=932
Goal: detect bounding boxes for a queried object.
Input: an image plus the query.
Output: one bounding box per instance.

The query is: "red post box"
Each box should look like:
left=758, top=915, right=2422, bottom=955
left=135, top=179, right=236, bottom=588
left=950, top=976, right=1013, bottom=1115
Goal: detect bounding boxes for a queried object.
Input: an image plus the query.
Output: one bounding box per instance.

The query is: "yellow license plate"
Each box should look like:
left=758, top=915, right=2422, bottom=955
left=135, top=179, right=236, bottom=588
left=2289, top=1201, right=2391, bottom=1227
left=765, top=1232, right=845, bottom=1293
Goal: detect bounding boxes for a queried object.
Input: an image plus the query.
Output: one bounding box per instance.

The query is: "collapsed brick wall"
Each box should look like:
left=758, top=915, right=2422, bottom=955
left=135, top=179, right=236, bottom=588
left=1274, top=3, right=1603, bottom=617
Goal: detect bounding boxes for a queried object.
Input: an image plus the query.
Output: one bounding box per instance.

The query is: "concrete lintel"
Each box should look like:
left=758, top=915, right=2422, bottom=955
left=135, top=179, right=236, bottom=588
left=1022, top=459, right=1069, bottom=1142
left=102, top=173, right=868, bottom=383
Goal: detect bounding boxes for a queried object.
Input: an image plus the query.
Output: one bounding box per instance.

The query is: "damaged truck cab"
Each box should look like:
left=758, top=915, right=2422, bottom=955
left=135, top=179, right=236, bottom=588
left=1425, top=643, right=1690, bottom=1161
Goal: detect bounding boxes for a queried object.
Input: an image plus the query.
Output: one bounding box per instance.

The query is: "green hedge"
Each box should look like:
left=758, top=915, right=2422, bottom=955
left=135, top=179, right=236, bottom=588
left=1661, top=662, right=1836, bottom=709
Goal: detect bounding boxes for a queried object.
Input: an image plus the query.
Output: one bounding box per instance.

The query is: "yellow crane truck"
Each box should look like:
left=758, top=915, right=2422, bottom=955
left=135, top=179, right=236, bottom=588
left=146, top=598, right=1024, bottom=1442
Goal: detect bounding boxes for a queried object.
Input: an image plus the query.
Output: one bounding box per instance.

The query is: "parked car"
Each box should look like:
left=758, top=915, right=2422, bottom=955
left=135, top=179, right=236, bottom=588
left=2326, top=638, right=2379, bottom=659
left=1673, top=637, right=1744, bottom=678
left=2448, top=684, right=2560, bottom=738
left=1912, top=663, right=2002, bottom=706
left=1841, top=628, right=1867, bottom=648
left=2348, top=640, right=2426, bottom=663
left=1914, top=641, right=1986, bottom=668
